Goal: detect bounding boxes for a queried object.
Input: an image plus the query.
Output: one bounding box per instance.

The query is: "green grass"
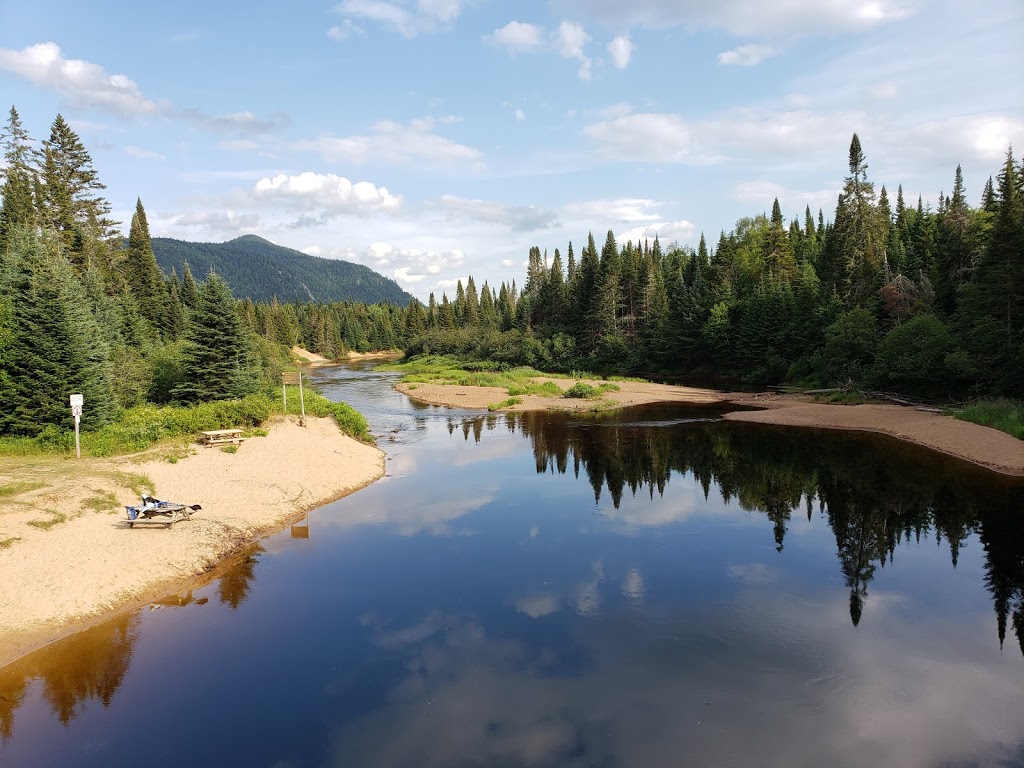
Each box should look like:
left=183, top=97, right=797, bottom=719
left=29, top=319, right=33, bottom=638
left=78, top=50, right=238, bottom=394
left=0, top=384, right=375, bottom=458
left=81, top=490, right=119, bottom=513
left=0, top=480, right=45, bottom=498
left=27, top=510, right=68, bottom=531
left=0, top=536, right=21, bottom=550
left=564, top=382, right=620, bottom=399
left=487, top=397, right=523, bottom=411
left=815, top=391, right=867, bottom=405
left=220, top=445, right=239, bottom=454
left=110, top=471, right=154, bottom=498
left=949, top=399, right=1024, bottom=439
left=506, top=381, right=563, bottom=398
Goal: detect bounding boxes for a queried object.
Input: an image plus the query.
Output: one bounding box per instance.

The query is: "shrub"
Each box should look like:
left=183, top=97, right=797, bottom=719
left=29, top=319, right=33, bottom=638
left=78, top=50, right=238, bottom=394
left=564, top=382, right=600, bottom=398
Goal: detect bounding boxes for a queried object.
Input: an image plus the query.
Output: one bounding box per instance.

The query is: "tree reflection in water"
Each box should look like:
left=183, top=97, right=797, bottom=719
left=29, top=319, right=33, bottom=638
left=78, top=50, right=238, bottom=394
left=456, top=406, right=1024, bottom=650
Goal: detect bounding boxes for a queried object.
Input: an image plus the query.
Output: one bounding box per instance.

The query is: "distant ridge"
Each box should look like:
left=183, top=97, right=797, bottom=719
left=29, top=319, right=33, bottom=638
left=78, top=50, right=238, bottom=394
left=152, top=234, right=413, bottom=305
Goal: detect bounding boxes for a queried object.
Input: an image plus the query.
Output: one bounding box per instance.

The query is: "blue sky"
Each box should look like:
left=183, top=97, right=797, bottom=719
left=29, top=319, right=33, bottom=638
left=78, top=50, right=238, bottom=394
left=2, top=0, right=1022, bottom=300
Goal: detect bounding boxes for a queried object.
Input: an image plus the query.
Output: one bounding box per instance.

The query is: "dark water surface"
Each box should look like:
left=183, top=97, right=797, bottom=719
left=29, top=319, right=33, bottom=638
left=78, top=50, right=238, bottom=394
left=2, top=362, right=1023, bottom=767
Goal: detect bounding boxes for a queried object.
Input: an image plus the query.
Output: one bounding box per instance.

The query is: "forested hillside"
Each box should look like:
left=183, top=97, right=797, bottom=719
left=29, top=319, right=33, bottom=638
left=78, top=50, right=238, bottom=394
left=152, top=235, right=413, bottom=305
left=277, top=135, right=1023, bottom=401
left=2, top=102, right=1021, bottom=445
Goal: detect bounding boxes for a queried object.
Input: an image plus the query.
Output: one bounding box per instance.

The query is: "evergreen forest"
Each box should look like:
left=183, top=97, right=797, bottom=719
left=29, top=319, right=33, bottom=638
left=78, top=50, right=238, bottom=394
left=2, top=104, right=1022, bottom=443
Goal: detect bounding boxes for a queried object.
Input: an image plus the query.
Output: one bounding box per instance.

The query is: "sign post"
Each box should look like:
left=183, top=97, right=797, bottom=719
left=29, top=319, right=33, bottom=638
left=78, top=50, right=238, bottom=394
left=69, top=393, right=83, bottom=459
left=281, top=372, right=305, bottom=425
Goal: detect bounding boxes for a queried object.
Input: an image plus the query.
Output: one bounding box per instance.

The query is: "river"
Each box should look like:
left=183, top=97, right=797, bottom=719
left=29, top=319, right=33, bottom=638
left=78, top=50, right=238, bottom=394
left=1, top=362, right=1022, bottom=767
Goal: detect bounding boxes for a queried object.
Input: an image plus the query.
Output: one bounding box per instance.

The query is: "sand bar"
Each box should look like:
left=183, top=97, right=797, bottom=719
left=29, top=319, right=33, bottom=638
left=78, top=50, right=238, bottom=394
left=396, top=378, right=1024, bottom=477
left=0, top=415, right=384, bottom=667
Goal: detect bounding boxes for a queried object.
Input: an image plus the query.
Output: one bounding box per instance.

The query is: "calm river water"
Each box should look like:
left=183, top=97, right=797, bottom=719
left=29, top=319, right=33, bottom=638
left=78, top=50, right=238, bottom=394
left=2, top=362, right=1023, bottom=767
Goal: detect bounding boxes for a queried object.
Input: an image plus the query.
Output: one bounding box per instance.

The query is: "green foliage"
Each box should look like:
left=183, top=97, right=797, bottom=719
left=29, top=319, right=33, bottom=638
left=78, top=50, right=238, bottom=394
left=0, top=480, right=45, bottom=497
left=302, top=389, right=372, bottom=442
left=488, top=397, right=522, bottom=411
left=950, top=399, right=1024, bottom=439
left=564, top=382, right=601, bottom=398
left=874, top=314, right=971, bottom=396
left=220, top=445, right=239, bottom=454
left=816, top=308, right=877, bottom=385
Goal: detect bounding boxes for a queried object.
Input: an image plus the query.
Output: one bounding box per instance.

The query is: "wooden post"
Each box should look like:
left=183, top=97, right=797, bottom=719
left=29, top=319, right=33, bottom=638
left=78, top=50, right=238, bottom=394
left=298, top=371, right=305, bottom=425
left=69, top=394, right=83, bottom=459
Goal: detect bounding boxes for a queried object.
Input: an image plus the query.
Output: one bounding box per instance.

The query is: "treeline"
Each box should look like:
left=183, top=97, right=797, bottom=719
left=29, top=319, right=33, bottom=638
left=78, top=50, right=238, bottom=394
left=376, top=134, right=1022, bottom=399
left=0, top=108, right=297, bottom=437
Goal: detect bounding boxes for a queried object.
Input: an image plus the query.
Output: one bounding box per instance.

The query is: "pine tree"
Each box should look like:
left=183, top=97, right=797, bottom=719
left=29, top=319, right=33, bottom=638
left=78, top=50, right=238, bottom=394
left=0, top=107, right=37, bottom=251
left=830, top=133, right=886, bottom=304
left=171, top=273, right=255, bottom=403
left=0, top=228, right=114, bottom=434
left=121, top=198, right=166, bottom=335
left=180, top=261, right=199, bottom=308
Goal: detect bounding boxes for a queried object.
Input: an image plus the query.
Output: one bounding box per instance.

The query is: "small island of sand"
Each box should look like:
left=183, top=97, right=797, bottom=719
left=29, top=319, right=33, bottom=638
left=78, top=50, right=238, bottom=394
left=0, top=415, right=384, bottom=667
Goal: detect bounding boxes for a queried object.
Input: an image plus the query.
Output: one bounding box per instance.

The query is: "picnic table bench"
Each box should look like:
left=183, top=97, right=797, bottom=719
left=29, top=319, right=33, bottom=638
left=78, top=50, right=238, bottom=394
left=199, top=428, right=246, bottom=447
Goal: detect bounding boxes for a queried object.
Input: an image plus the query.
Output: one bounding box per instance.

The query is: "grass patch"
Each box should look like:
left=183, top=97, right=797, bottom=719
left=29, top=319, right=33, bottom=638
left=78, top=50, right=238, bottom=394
left=815, top=391, right=866, bottom=405
left=606, top=375, right=647, bottom=383
left=27, top=510, right=68, bottom=531
left=507, top=381, right=563, bottom=398
left=110, top=472, right=154, bottom=498
left=949, top=399, right=1024, bottom=439
left=220, top=445, right=239, bottom=454
left=248, top=427, right=269, bottom=437
left=0, top=536, right=21, bottom=550
left=82, top=490, right=118, bottom=513
left=487, top=397, right=523, bottom=412
left=564, top=382, right=620, bottom=399
left=0, top=480, right=45, bottom=498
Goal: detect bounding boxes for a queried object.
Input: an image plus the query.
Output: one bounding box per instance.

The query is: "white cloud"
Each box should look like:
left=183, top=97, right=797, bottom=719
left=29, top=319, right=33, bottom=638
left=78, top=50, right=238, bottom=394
left=294, top=118, right=485, bottom=169
left=556, top=20, right=592, bottom=80
left=512, top=594, right=561, bottom=618
left=435, top=195, right=559, bottom=231
left=563, top=197, right=662, bottom=223
left=327, top=19, right=365, bottom=39
left=124, top=145, right=165, bottom=161
left=617, top=219, right=696, bottom=245
left=335, top=0, right=467, bottom=37
left=167, top=210, right=263, bottom=237
left=0, top=42, right=162, bottom=117
left=607, top=35, right=634, bottom=68
left=732, top=180, right=839, bottom=212
left=254, top=172, right=401, bottom=217
left=514, top=108, right=526, bottom=121
left=486, top=21, right=544, bottom=52
left=551, top=0, right=920, bottom=38
left=585, top=112, right=697, bottom=162
left=718, top=43, right=778, bottom=66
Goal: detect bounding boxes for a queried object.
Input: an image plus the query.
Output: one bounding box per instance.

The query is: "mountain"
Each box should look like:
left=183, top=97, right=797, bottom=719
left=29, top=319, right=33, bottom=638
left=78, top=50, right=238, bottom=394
left=152, top=235, right=413, bottom=305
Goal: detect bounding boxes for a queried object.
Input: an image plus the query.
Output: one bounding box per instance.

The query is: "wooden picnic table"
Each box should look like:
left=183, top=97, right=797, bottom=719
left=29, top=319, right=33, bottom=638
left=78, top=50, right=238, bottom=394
left=199, top=428, right=246, bottom=446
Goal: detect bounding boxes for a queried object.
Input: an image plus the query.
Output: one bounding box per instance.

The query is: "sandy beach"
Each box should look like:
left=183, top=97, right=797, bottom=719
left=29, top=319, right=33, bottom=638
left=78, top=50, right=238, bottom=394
left=396, top=379, right=1024, bottom=477
left=0, top=415, right=384, bottom=667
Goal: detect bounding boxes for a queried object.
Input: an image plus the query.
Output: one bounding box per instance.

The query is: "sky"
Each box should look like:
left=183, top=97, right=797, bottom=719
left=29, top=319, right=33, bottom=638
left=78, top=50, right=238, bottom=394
left=1, top=0, right=1022, bottom=301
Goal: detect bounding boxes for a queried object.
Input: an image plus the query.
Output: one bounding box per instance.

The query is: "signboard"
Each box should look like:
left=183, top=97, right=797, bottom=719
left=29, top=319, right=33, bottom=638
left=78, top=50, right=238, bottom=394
left=281, top=372, right=305, bottom=423
left=69, top=393, right=83, bottom=407
left=71, top=405, right=82, bottom=418
left=69, top=394, right=83, bottom=458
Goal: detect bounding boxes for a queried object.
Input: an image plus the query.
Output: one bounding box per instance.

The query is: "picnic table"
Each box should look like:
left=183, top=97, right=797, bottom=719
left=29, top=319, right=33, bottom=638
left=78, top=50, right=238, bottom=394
left=199, top=428, right=246, bottom=447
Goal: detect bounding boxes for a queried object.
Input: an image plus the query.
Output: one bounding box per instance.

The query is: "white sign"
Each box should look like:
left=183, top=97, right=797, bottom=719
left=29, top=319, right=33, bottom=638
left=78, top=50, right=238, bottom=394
left=69, top=393, right=83, bottom=407
left=72, top=405, right=82, bottom=418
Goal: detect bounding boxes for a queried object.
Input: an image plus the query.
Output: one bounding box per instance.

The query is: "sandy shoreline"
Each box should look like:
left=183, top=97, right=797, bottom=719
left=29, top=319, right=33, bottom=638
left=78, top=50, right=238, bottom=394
left=0, top=416, right=385, bottom=667
left=396, top=379, right=1024, bottom=477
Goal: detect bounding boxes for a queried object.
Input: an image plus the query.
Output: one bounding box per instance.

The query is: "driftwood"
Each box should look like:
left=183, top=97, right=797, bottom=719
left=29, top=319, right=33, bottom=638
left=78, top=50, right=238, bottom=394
left=802, top=388, right=842, bottom=395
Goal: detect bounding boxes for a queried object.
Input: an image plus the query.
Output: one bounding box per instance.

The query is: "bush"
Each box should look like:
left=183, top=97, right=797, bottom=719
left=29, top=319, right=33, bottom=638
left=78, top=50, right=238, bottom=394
left=564, top=382, right=600, bottom=398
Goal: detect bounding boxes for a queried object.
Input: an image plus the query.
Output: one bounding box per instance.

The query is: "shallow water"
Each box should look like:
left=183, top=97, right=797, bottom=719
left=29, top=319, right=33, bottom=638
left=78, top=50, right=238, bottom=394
left=2, top=362, right=1022, bottom=767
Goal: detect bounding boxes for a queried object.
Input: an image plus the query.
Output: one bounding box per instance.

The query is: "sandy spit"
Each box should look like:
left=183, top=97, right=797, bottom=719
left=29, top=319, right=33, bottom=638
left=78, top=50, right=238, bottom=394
left=395, top=379, right=1024, bottom=477
left=0, top=416, right=384, bottom=667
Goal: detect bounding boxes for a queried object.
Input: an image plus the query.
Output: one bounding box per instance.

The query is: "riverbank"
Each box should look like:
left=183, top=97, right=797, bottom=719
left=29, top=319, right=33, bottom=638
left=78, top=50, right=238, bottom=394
left=0, top=415, right=385, bottom=667
left=395, top=379, right=1024, bottom=477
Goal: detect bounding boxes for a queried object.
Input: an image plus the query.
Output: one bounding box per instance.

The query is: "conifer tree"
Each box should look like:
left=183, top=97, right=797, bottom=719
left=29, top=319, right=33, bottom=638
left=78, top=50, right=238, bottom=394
left=0, top=107, right=37, bottom=251
left=121, top=198, right=166, bottom=334
left=180, top=261, right=200, bottom=308
left=171, top=273, right=255, bottom=403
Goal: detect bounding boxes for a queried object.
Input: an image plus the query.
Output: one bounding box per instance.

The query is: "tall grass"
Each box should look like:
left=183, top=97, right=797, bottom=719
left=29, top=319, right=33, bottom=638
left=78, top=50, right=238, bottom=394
left=0, top=386, right=373, bottom=459
left=950, top=399, right=1024, bottom=439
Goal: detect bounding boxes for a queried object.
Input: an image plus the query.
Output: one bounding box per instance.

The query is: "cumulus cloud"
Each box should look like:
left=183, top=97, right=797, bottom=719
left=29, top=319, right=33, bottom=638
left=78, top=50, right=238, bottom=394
left=435, top=195, right=559, bottom=231
left=514, top=108, right=526, bottom=121
left=254, top=172, right=401, bottom=216
left=732, top=180, right=839, bottom=211
left=718, top=43, right=778, bottom=66
left=166, top=210, right=264, bottom=238
left=357, top=241, right=466, bottom=289
left=556, top=20, right=592, bottom=80
left=486, top=21, right=544, bottom=51
left=0, top=42, right=163, bottom=117
left=617, top=219, right=697, bottom=246
left=607, top=35, right=634, bottom=68
left=294, top=117, right=485, bottom=169
left=334, top=0, right=467, bottom=37
left=551, top=0, right=920, bottom=38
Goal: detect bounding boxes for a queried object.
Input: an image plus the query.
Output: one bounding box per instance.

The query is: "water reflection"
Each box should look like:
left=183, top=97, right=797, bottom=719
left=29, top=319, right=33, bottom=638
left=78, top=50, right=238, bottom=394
left=453, top=407, right=1024, bottom=647
left=0, top=613, right=140, bottom=740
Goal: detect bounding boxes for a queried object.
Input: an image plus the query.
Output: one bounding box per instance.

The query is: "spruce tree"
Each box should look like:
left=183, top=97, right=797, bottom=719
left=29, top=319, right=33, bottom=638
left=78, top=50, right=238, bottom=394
left=171, top=272, right=255, bottom=403
left=0, top=107, right=37, bottom=252
left=121, top=198, right=166, bottom=334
